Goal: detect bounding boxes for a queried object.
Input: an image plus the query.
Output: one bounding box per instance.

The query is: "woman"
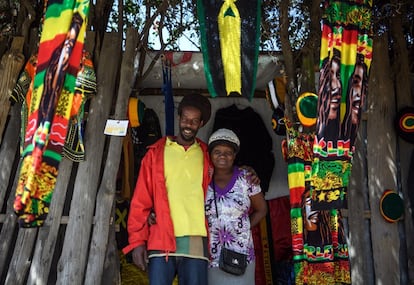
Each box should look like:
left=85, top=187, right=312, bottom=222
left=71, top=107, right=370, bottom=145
left=205, top=128, right=267, bottom=285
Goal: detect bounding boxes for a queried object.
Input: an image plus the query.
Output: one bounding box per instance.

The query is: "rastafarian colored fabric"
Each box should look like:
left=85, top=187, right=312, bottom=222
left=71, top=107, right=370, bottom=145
left=197, top=0, right=261, bottom=100
left=296, top=92, right=318, bottom=128
left=395, top=106, right=414, bottom=144
left=62, top=51, right=96, bottom=161
left=12, top=51, right=96, bottom=163
left=285, top=119, right=351, bottom=285
left=265, top=76, right=287, bottom=136
left=312, top=0, right=373, bottom=210
left=14, top=0, right=90, bottom=227
left=11, top=55, right=37, bottom=154
left=380, top=189, right=404, bottom=223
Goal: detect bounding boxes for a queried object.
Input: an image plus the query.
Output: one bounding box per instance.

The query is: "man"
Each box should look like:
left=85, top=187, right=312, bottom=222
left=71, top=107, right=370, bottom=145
left=123, top=94, right=213, bottom=285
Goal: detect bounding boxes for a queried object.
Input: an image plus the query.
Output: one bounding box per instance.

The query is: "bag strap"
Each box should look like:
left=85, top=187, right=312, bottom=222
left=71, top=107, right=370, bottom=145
left=213, top=180, right=219, bottom=219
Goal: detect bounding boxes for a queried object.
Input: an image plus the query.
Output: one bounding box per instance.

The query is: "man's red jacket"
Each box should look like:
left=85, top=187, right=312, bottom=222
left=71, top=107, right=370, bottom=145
left=123, top=137, right=212, bottom=254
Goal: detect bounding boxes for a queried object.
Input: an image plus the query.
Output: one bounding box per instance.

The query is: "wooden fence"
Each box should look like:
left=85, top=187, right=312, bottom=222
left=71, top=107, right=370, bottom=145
left=0, top=30, right=133, bottom=284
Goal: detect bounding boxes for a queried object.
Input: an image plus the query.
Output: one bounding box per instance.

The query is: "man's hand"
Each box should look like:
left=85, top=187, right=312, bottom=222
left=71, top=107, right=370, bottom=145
left=148, top=211, right=156, bottom=225
left=132, top=245, right=148, bottom=271
left=239, top=165, right=261, bottom=185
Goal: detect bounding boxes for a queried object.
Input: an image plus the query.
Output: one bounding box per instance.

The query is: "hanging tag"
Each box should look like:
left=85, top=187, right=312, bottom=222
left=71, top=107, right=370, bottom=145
left=104, top=119, right=129, bottom=136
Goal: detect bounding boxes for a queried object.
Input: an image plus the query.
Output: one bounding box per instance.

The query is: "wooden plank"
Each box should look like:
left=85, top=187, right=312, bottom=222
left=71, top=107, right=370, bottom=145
left=26, top=158, right=73, bottom=285
left=403, top=148, right=414, bottom=284
left=348, top=122, right=375, bottom=284
left=84, top=28, right=138, bottom=285
left=56, top=32, right=122, bottom=285
left=390, top=11, right=414, bottom=283
left=0, top=215, right=89, bottom=225
left=0, top=104, right=20, bottom=211
left=0, top=162, right=21, bottom=281
left=0, top=104, right=36, bottom=284
left=4, top=228, right=37, bottom=285
left=84, top=31, right=96, bottom=55
left=366, top=33, right=400, bottom=285
left=0, top=37, right=25, bottom=145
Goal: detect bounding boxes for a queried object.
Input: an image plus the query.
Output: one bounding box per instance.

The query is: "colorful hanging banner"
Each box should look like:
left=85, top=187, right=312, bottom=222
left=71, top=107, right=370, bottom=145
left=197, top=0, right=261, bottom=100
left=312, top=0, right=373, bottom=210
left=14, top=0, right=90, bottom=227
left=285, top=119, right=351, bottom=285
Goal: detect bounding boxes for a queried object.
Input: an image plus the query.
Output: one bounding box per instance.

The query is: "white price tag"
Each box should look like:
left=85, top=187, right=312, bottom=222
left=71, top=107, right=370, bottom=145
left=104, top=119, right=129, bottom=136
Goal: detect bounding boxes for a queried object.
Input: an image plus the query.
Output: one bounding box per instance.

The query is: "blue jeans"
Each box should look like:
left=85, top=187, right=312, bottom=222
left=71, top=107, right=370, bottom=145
left=148, top=256, right=208, bottom=285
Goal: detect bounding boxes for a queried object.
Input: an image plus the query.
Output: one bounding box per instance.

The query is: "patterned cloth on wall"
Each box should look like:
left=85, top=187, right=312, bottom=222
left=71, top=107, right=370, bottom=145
left=10, top=55, right=37, bottom=154
left=285, top=119, right=350, bottom=285
left=62, top=52, right=96, bottom=162
left=311, top=0, right=373, bottom=210
left=197, top=0, right=261, bottom=100
left=12, top=52, right=97, bottom=162
left=13, top=0, right=90, bottom=227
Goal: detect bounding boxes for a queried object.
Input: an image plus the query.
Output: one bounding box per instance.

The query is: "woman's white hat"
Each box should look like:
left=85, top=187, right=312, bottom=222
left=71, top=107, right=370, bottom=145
left=208, top=128, right=240, bottom=152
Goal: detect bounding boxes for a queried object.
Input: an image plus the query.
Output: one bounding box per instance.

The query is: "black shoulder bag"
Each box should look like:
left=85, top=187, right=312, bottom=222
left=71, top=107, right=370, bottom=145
left=213, top=181, right=248, bottom=276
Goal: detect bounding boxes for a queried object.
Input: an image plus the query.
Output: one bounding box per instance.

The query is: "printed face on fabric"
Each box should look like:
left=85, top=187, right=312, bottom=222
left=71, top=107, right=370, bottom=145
left=303, top=190, right=319, bottom=232
left=340, top=56, right=368, bottom=143
left=316, top=49, right=342, bottom=139
left=329, top=57, right=341, bottom=121
left=349, top=63, right=365, bottom=125
left=210, top=144, right=236, bottom=170
left=177, top=105, right=203, bottom=145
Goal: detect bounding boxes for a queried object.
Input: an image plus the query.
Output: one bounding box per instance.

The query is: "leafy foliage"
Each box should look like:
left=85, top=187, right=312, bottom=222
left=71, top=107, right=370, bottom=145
left=0, top=0, right=16, bottom=39
left=372, top=0, right=414, bottom=71
left=107, top=0, right=199, bottom=50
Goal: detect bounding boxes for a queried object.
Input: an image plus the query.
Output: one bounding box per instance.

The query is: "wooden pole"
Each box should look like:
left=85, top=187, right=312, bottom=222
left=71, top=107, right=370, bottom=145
left=84, top=27, right=138, bottom=285
left=56, top=32, right=121, bottom=285
left=0, top=37, right=25, bottom=145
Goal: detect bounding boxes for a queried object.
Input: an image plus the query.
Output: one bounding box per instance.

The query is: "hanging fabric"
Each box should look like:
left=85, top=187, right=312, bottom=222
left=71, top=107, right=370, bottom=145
left=197, top=0, right=261, bottom=100
left=284, top=119, right=351, bottom=285
left=10, top=54, right=38, bottom=154
left=265, top=76, right=287, bottom=136
left=11, top=51, right=96, bottom=163
left=13, top=0, right=90, bottom=227
left=312, top=0, right=373, bottom=210
left=162, top=57, right=174, bottom=136
left=62, top=51, right=97, bottom=162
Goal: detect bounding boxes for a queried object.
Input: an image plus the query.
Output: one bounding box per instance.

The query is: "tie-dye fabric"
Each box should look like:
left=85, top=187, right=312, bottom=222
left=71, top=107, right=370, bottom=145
left=312, top=0, right=373, bottom=210
left=14, top=0, right=90, bottom=227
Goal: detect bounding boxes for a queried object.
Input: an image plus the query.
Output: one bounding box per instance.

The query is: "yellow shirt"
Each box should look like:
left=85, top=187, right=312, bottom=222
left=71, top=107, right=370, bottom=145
left=164, top=137, right=207, bottom=237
